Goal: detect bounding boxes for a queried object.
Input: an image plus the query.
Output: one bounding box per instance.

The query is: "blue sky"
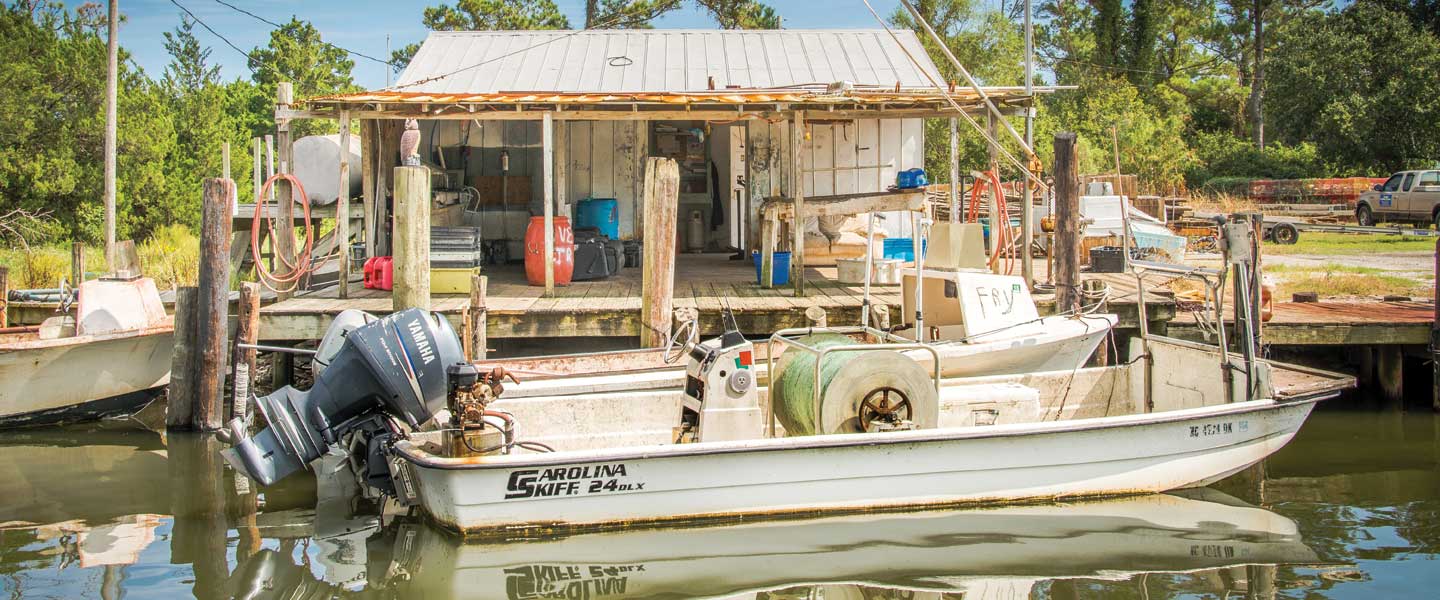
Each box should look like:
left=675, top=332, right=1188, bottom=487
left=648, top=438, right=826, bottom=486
left=119, top=0, right=916, bottom=90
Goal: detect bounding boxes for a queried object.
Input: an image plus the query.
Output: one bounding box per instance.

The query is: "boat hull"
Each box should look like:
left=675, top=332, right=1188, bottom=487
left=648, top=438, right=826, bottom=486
left=398, top=396, right=1321, bottom=536
left=0, top=328, right=173, bottom=427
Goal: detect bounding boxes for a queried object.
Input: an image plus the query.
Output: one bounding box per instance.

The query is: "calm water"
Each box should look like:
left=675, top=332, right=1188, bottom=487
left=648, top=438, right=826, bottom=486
left=1, top=405, right=1435, bottom=599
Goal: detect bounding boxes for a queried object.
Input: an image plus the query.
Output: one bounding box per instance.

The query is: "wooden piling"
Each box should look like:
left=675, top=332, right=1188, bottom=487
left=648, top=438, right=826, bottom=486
left=791, top=110, right=806, bottom=296
left=542, top=112, right=556, bottom=295
left=0, top=266, right=8, bottom=329
left=71, top=242, right=85, bottom=289
left=232, top=281, right=260, bottom=423
left=337, top=110, right=352, bottom=299
left=1433, top=238, right=1439, bottom=411
left=393, top=166, right=431, bottom=312
left=274, top=82, right=296, bottom=300
left=194, top=178, right=233, bottom=431
left=1053, top=133, right=1082, bottom=315
left=640, top=157, right=680, bottom=348
left=467, top=274, right=488, bottom=361
left=1378, top=345, right=1404, bottom=405
left=166, top=287, right=199, bottom=430
left=270, top=348, right=293, bottom=390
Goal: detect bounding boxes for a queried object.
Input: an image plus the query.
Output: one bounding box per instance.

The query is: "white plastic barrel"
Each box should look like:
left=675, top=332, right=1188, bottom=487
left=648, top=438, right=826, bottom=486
left=292, top=134, right=363, bottom=205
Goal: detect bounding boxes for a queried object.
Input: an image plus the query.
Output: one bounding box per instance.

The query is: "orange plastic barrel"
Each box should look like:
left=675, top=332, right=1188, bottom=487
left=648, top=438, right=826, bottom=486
left=524, top=216, right=575, bottom=286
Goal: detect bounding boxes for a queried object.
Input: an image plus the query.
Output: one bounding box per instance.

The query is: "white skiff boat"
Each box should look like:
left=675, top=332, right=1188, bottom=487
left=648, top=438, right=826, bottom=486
left=0, top=278, right=173, bottom=428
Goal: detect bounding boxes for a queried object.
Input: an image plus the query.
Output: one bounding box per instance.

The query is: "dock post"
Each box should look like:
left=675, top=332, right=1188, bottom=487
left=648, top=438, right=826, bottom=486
left=986, top=113, right=1001, bottom=259
left=393, top=166, right=431, bottom=312
left=194, top=178, right=233, bottom=431
left=791, top=110, right=806, bottom=296
left=1052, top=133, right=1081, bottom=315
left=337, top=110, right=351, bottom=299
left=233, top=281, right=261, bottom=422
left=167, top=287, right=199, bottom=430
left=467, top=274, right=488, bottom=361
left=1433, top=239, right=1439, bottom=411
left=805, top=305, right=827, bottom=328
left=273, top=82, right=296, bottom=300
left=0, top=266, right=8, bottom=329
left=1378, top=345, right=1404, bottom=405
left=542, top=112, right=556, bottom=295
left=641, top=157, right=680, bottom=347
left=71, top=242, right=85, bottom=289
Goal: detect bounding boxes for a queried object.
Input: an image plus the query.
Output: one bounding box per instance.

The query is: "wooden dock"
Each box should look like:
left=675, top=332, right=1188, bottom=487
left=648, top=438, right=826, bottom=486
left=1169, top=300, right=1433, bottom=346
left=256, top=256, right=1183, bottom=342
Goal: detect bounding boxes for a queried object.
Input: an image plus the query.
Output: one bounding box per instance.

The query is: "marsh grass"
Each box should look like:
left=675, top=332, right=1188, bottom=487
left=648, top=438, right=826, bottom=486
left=1266, top=263, right=1432, bottom=299
left=0, top=225, right=200, bottom=291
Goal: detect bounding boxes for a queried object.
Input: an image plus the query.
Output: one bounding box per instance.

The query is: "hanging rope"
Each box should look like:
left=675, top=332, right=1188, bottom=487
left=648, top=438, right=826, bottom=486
left=250, top=172, right=332, bottom=294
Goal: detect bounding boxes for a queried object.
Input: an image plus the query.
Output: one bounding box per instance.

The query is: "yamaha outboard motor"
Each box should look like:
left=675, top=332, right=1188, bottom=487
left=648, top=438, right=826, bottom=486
left=224, top=308, right=465, bottom=486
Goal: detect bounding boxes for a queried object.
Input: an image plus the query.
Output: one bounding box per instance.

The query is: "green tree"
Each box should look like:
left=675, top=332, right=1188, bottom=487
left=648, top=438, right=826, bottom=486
left=158, top=15, right=229, bottom=232
left=390, top=0, right=571, bottom=69
left=694, top=0, right=781, bottom=28
left=1125, top=0, right=1159, bottom=85
left=1094, top=0, right=1125, bottom=66
left=585, top=0, right=683, bottom=28
left=249, top=17, right=359, bottom=136
left=1266, top=1, right=1440, bottom=172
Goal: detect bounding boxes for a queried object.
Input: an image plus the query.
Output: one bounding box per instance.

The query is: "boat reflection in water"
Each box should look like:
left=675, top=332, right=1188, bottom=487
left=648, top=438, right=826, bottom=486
left=225, top=488, right=1320, bottom=600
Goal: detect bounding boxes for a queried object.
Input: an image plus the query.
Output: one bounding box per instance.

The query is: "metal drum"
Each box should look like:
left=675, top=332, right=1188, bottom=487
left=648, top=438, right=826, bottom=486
left=770, top=333, right=938, bottom=436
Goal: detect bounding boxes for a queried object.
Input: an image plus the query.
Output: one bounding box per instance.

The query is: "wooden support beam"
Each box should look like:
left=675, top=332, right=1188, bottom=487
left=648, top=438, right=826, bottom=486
left=640, top=157, right=680, bottom=347
left=985, top=112, right=1001, bottom=258
left=337, top=111, right=352, bottom=299
left=1378, top=345, right=1404, bottom=404
left=0, top=267, right=8, bottom=329
left=393, top=166, right=432, bottom=312
left=194, top=178, right=233, bottom=432
left=948, top=118, right=959, bottom=223
left=274, top=82, right=296, bottom=299
left=71, top=242, right=85, bottom=289
left=270, top=347, right=293, bottom=389
left=791, top=110, right=806, bottom=296
left=360, top=120, right=377, bottom=259
left=167, top=287, right=199, bottom=430
left=467, top=274, right=488, bottom=361
left=233, top=282, right=260, bottom=423
left=542, top=112, right=556, bottom=295
left=1053, top=133, right=1081, bottom=315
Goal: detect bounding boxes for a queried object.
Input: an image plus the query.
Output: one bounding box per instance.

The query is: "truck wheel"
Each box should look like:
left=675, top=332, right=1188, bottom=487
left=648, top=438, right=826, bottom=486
left=1356, top=204, right=1375, bottom=227
left=1272, top=223, right=1299, bottom=245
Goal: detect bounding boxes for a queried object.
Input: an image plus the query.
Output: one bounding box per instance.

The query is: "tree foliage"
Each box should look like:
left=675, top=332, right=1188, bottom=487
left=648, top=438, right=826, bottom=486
left=1266, top=0, right=1440, bottom=172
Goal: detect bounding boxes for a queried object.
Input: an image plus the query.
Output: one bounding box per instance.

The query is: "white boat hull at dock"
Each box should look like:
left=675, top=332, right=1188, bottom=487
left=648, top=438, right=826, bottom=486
left=0, top=327, right=173, bottom=427
left=397, top=396, right=1320, bottom=536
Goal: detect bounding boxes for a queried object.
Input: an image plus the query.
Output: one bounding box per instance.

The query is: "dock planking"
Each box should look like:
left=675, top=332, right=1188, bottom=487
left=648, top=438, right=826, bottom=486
left=256, top=255, right=1180, bottom=342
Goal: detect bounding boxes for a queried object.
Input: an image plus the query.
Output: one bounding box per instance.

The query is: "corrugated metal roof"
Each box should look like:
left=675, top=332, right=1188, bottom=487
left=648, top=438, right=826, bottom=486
left=394, top=29, right=945, bottom=94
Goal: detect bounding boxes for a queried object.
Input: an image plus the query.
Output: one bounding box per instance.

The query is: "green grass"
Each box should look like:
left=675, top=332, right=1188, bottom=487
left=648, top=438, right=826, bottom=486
left=1266, top=262, right=1432, bottom=299
left=1265, top=232, right=1437, bottom=255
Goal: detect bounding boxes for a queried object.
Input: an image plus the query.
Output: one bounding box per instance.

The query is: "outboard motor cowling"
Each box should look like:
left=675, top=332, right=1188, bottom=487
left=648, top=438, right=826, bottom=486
left=224, top=308, right=465, bottom=485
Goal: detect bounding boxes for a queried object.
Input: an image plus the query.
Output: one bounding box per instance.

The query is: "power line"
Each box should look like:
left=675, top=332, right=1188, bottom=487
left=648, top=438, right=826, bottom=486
left=168, top=0, right=256, bottom=71
left=210, top=0, right=398, bottom=67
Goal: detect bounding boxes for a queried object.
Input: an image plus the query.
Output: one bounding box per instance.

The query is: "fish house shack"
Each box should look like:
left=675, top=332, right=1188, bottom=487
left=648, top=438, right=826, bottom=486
left=262, top=29, right=1050, bottom=350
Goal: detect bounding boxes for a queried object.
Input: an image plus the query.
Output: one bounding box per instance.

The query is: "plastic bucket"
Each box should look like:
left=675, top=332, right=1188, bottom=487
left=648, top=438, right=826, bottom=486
left=574, top=198, right=620, bottom=240
left=752, top=251, right=791, bottom=286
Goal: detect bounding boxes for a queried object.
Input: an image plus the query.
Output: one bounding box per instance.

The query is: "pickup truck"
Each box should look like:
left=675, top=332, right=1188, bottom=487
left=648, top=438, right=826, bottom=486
left=1355, top=169, right=1440, bottom=226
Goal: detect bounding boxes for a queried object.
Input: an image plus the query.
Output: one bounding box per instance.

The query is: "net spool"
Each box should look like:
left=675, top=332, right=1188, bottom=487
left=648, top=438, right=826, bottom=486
left=771, top=334, right=938, bottom=436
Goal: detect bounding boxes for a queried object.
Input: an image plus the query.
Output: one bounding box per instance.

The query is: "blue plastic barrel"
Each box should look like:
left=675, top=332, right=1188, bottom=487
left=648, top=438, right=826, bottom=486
left=574, top=198, right=619, bottom=240
left=752, top=251, right=791, bottom=286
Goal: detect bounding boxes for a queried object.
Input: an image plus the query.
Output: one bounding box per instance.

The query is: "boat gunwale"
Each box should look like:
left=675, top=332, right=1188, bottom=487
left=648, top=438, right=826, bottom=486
left=0, top=321, right=174, bottom=353
left=394, top=393, right=1335, bottom=472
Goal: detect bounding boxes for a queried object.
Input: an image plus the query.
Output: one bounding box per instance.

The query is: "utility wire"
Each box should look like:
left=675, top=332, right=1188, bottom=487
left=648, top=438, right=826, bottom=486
left=210, top=0, right=399, bottom=67
left=168, top=0, right=256, bottom=71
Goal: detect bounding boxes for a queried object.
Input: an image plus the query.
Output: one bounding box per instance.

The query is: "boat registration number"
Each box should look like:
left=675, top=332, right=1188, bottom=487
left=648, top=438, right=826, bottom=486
left=504, top=463, right=643, bottom=499
left=1189, top=420, right=1247, bottom=438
